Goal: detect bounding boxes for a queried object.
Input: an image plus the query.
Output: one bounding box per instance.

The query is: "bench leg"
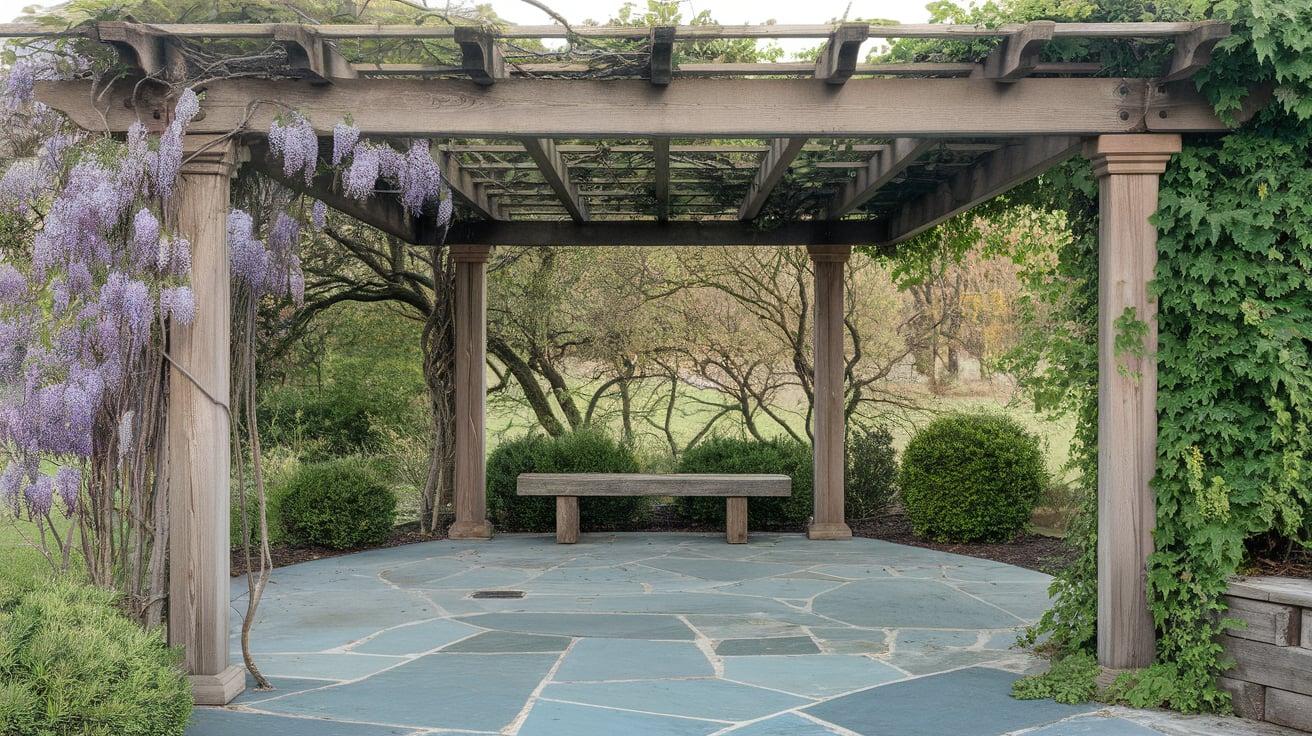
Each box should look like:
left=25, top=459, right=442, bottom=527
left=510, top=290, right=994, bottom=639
left=556, top=496, right=579, bottom=544
left=725, top=498, right=748, bottom=544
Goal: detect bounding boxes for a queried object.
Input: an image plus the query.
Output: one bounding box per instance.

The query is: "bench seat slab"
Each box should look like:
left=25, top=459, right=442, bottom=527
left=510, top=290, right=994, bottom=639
left=518, top=473, right=791, bottom=497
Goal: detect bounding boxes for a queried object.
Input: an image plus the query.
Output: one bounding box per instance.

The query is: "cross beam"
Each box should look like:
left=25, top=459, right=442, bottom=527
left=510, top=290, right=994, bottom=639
left=521, top=138, right=589, bottom=222
left=739, top=138, right=807, bottom=220
left=444, top=220, right=891, bottom=248
left=36, top=77, right=1235, bottom=137
left=826, top=138, right=935, bottom=219
left=881, top=135, right=1083, bottom=243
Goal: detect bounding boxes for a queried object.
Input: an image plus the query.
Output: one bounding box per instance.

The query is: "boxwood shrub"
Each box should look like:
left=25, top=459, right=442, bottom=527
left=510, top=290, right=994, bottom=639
left=486, top=428, right=650, bottom=532
left=899, top=412, right=1048, bottom=542
left=277, top=457, right=397, bottom=549
left=675, top=436, right=813, bottom=529
left=0, top=581, right=192, bottom=736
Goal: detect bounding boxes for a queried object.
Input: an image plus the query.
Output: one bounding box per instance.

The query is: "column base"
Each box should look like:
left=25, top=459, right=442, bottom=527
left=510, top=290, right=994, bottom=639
left=807, top=522, right=853, bottom=540
left=449, top=519, right=494, bottom=539
left=190, top=665, right=245, bottom=705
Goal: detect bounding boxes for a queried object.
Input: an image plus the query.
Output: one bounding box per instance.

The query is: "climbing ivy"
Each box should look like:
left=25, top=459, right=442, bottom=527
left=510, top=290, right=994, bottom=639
left=880, top=0, right=1312, bottom=714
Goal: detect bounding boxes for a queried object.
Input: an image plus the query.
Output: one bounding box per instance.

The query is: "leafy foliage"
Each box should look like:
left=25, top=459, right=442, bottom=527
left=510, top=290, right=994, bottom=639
left=845, top=424, right=899, bottom=521
left=0, top=581, right=192, bottom=736
left=675, top=436, right=813, bottom=528
left=1012, top=652, right=1101, bottom=705
left=899, top=413, right=1048, bottom=542
left=485, top=428, right=649, bottom=533
left=276, top=457, right=397, bottom=549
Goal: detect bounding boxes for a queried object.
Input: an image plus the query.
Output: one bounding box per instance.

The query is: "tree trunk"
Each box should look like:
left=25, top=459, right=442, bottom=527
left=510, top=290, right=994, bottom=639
left=420, top=247, right=457, bottom=533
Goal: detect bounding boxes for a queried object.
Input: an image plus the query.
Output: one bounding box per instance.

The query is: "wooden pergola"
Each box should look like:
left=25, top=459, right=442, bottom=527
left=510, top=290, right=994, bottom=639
left=18, top=17, right=1261, bottom=704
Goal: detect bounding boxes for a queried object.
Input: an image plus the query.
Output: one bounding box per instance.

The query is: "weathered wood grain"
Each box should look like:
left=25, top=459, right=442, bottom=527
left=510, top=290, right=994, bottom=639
left=556, top=497, right=580, bottom=544
left=1230, top=576, right=1312, bottom=609
left=168, top=136, right=244, bottom=705
left=826, top=138, right=933, bottom=219
left=1267, top=688, right=1312, bottom=732
left=1088, top=134, right=1181, bottom=670
left=517, top=473, right=791, bottom=497
left=39, top=78, right=1195, bottom=138
left=739, top=138, right=807, bottom=220
left=726, top=498, right=749, bottom=544
left=449, top=245, right=493, bottom=539
left=1223, top=596, right=1302, bottom=646
left=807, top=245, right=852, bottom=541
left=1216, top=676, right=1266, bottom=720
left=1224, top=636, right=1312, bottom=697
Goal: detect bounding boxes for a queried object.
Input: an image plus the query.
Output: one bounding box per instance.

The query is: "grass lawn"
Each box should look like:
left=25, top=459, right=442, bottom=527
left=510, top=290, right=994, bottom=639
left=0, top=517, right=63, bottom=594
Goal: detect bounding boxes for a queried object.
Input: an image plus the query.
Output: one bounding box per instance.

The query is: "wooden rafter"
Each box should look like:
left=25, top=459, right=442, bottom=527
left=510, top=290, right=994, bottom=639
left=455, top=26, right=505, bottom=85
left=649, top=26, right=675, bottom=86
left=446, top=220, right=892, bottom=248
left=1162, top=21, right=1230, bottom=82
left=881, top=136, right=1083, bottom=243
left=827, top=138, right=935, bottom=219
left=521, top=138, right=588, bottom=222
left=982, top=21, right=1055, bottom=81
left=41, top=77, right=1238, bottom=137
left=653, top=138, right=670, bottom=221
left=274, top=24, right=357, bottom=82
left=738, top=138, right=807, bottom=220
left=432, top=148, right=504, bottom=220
left=815, top=23, right=870, bottom=85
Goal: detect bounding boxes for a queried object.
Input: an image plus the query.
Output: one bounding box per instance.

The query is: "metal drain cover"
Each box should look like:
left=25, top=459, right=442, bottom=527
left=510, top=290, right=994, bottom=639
left=471, top=590, right=525, bottom=599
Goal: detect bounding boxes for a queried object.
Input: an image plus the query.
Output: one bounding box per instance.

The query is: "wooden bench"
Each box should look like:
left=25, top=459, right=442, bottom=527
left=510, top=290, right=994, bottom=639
left=516, top=473, right=791, bottom=544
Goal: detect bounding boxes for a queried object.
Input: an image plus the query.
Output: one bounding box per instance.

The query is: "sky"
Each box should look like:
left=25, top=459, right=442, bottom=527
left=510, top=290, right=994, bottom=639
left=0, top=0, right=936, bottom=54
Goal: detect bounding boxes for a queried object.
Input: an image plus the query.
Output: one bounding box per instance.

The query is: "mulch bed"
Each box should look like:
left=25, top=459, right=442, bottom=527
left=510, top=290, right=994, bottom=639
left=230, top=524, right=445, bottom=577
left=1247, top=550, right=1312, bottom=579
left=850, top=513, right=1076, bottom=575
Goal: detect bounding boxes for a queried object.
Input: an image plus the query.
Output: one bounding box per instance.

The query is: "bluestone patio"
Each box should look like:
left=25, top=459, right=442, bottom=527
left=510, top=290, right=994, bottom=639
left=191, top=534, right=1284, bottom=736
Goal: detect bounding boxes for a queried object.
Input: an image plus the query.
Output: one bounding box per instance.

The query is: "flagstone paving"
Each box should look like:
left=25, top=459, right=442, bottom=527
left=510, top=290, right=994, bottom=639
left=191, top=533, right=1284, bottom=736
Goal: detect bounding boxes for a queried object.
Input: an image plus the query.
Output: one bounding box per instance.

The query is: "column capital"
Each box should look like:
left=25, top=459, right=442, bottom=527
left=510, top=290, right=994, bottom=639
left=181, top=135, right=241, bottom=178
left=450, top=244, right=493, bottom=263
left=806, top=244, right=852, bottom=263
left=1085, top=134, right=1181, bottom=177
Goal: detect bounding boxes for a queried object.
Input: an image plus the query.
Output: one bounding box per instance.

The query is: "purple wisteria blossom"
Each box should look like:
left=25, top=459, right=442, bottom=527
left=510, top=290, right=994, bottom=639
left=311, top=200, right=327, bottom=230
left=0, top=160, right=47, bottom=214
left=160, top=286, right=195, bottom=325
left=132, top=208, right=161, bottom=267
left=24, top=475, right=52, bottom=517
left=174, top=88, right=200, bottom=125
left=344, top=142, right=380, bottom=200
left=4, top=59, right=37, bottom=109
left=0, top=264, right=27, bottom=305
left=400, top=140, right=442, bottom=214
left=269, top=113, right=318, bottom=184
left=0, top=461, right=23, bottom=515
left=332, top=122, right=358, bottom=166
left=54, top=465, right=79, bottom=513
left=229, top=209, right=270, bottom=293
left=437, top=183, right=453, bottom=226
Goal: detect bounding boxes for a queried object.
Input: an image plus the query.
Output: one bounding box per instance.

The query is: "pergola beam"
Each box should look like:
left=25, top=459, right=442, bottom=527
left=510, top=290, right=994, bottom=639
left=815, top=23, right=870, bottom=85
left=1162, top=21, right=1230, bottom=82
left=827, top=138, right=935, bottom=219
left=445, top=219, right=891, bottom=247
left=882, top=135, right=1083, bottom=243
left=432, top=148, right=505, bottom=220
left=653, top=138, right=671, bottom=221
left=738, top=138, right=807, bottom=220
left=982, top=21, right=1055, bottom=81
left=455, top=27, right=505, bottom=85
left=649, top=26, right=675, bottom=86
left=274, top=24, right=357, bottom=82
left=521, top=138, right=589, bottom=222
left=40, top=77, right=1241, bottom=138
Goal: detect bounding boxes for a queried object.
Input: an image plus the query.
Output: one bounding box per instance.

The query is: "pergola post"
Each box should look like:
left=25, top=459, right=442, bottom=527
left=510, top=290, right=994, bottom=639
left=449, top=245, right=494, bottom=539
left=807, top=245, right=852, bottom=541
left=1086, top=133, right=1181, bottom=670
left=168, top=135, right=244, bottom=705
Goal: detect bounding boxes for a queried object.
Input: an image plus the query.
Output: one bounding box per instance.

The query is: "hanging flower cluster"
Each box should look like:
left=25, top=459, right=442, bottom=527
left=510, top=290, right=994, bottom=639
left=268, top=119, right=452, bottom=224
left=227, top=209, right=305, bottom=306
left=0, top=89, right=200, bottom=520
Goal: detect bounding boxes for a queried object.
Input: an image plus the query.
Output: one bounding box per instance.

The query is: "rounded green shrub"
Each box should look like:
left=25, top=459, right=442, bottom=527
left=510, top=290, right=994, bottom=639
left=899, top=412, right=1048, bottom=542
left=258, top=376, right=413, bottom=460
left=846, top=424, right=898, bottom=521
left=486, top=428, right=649, bottom=532
left=675, top=436, right=812, bottom=529
left=0, top=581, right=193, bottom=736
left=277, top=457, right=397, bottom=549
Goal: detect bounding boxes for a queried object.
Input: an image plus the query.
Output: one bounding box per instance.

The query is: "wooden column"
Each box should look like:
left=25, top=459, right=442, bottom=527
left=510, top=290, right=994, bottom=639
left=449, top=245, right=494, bottom=539
left=1086, top=134, right=1181, bottom=670
left=807, top=245, right=852, bottom=540
left=168, top=135, right=244, bottom=705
